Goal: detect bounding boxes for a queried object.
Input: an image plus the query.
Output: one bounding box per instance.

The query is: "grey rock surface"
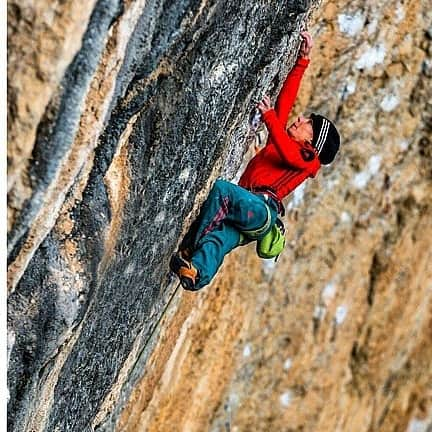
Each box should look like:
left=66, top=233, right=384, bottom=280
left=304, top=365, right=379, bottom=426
left=7, top=1, right=314, bottom=430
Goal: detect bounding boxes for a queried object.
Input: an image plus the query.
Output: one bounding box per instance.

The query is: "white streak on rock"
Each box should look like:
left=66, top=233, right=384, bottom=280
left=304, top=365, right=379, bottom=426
left=280, top=390, right=293, bottom=407
left=212, top=64, right=225, bottom=82
left=284, top=358, right=293, bottom=370
left=124, top=262, right=136, bottom=275
left=352, top=171, right=369, bottom=189
left=243, top=344, right=252, bottom=358
left=369, top=155, right=382, bottom=175
left=380, top=93, right=400, bottom=112
left=322, top=282, right=337, bottom=304
left=341, top=211, right=352, bottom=223
left=367, top=18, right=379, bottom=35
left=355, top=44, right=386, bottom=70
left=352, top=155, right=382, bottom=189
left=335, top=305, right=348, bottom=325
left=399, top=140, right=409, bottom=151
left=338, top=12, right=365, bottom=37
left=287, top=182, right=306, bottom=210
left=313, top=305, right=326, bottom=321
left=229, top=392, right=240, bottom=406
left=210, top=62, right=238, bottom=86
left=346, top=79, right=357, bottom=96
left=395, top=5, right=405, bottom=23
left=178, top=168, right=190, bottom=182
left=154, top=210, right=166, bottom=224
left=407, top=417, right=431, bottom=432
left=7, top=330, right=15, bottom=367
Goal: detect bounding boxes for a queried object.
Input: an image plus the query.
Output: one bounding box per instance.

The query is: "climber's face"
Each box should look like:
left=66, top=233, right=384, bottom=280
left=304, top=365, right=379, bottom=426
left=287, top=116, right=313, bottom=144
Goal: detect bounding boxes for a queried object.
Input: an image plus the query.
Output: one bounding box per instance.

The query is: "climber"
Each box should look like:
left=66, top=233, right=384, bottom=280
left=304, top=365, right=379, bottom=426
left=170, top=31, right=340, bottom=291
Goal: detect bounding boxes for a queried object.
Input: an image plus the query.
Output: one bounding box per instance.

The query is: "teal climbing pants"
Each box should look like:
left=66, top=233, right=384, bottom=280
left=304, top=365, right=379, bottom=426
left=190, top=179, right=278, bottom=289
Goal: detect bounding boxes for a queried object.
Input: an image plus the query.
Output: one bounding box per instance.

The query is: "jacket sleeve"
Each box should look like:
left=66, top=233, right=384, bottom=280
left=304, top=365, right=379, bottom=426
left=262, top=109, right=318, bottom=171
left=275, top=57, right=310, bottom=127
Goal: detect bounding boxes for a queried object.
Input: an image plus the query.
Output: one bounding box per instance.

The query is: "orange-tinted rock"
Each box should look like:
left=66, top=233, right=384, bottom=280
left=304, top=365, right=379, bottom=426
left=7, top=0, right=432, bottom=431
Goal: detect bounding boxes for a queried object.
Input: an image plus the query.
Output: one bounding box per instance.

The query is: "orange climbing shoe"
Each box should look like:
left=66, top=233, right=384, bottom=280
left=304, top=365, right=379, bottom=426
left=169, top=252, right=198, bottom=291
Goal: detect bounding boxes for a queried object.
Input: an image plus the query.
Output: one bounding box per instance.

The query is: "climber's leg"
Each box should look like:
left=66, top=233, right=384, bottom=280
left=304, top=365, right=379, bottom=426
left=173, top=179, right=278, bottom=290
left=193, top=179, right=277, bottom=245
left=191, top=222, right=241, bottom=289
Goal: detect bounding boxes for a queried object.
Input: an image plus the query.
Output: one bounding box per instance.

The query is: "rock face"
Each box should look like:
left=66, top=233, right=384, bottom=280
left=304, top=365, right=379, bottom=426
left=7, top=0, right=315, bottom=430
left=7, top=0, right=432, bottom=432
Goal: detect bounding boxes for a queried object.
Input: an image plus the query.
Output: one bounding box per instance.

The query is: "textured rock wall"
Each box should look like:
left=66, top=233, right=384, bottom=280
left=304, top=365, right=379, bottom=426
left=7, top=1, right=316, bottom=431
left=116, top=0, right=432, bottom=431
left=8, top=0, right=431, bottom=431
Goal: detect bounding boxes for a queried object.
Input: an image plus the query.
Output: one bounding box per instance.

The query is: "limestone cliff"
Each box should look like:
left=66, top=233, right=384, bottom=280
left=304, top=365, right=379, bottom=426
left=7, top=0, right=432, bottom=431
left=7, top=0, right=314, bottom=430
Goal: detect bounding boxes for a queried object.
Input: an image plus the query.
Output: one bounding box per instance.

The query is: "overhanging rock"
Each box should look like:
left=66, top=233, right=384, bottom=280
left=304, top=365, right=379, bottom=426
left=7, top=1, right=316, bottom=430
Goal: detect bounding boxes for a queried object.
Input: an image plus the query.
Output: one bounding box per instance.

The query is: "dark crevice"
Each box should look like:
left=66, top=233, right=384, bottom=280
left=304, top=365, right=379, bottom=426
left=367, top=253, right=382, bottom=306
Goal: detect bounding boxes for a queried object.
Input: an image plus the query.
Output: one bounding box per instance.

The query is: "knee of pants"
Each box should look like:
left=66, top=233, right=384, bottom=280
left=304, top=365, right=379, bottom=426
left=212, top=179, right=230, bottom=195
left=206, top=179, right=225, bottom=202
left=232, top=199, right=269, bottom=231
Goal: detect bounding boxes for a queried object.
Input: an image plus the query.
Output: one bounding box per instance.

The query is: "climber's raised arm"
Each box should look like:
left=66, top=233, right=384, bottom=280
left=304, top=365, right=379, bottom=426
left=275, top=31, right=313, bottom=126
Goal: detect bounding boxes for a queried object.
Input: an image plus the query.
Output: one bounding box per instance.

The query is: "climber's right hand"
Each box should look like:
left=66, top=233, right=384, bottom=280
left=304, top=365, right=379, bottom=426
left=257, top=95, right=272, bottom=114
left=299, top=31, right=313, bottom=59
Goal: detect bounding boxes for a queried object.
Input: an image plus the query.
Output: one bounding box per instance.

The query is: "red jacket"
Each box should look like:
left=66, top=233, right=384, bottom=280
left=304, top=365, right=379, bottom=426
left=239, top=58, right=320, bottom=204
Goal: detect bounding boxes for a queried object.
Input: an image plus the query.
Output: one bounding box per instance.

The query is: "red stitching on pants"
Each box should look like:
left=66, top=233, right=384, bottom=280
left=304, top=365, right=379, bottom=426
left=200, top=196, right=230, bottom=238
